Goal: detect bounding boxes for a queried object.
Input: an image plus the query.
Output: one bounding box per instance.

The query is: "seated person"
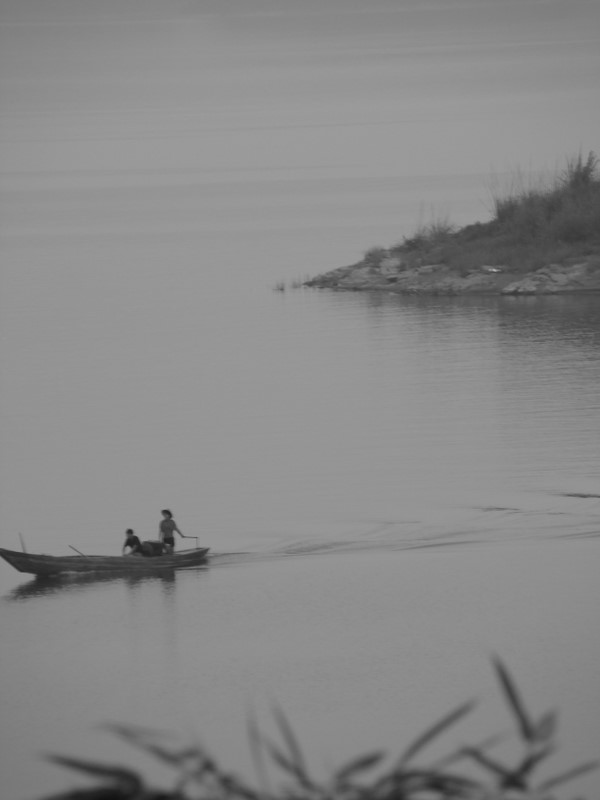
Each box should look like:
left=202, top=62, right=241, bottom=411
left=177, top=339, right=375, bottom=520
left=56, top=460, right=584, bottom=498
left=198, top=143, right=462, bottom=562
left=122, top=528, right=143, bottom=555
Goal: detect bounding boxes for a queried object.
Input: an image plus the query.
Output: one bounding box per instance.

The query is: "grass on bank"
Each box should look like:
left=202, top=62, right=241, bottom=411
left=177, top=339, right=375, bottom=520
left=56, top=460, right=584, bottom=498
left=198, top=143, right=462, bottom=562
left=364, top=151, right=600, bottom=276
left=42, top=658, right=597, bottom=800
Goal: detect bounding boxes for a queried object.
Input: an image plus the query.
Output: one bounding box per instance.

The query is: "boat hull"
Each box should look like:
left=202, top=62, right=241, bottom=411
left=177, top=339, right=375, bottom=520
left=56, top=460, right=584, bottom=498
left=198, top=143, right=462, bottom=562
left=0, top=547, right=209, bottom=576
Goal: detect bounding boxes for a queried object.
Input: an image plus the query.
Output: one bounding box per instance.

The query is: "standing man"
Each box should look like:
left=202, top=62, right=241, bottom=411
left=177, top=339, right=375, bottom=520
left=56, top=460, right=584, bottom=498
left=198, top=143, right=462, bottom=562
left=159, top=509, right=186, bottom=553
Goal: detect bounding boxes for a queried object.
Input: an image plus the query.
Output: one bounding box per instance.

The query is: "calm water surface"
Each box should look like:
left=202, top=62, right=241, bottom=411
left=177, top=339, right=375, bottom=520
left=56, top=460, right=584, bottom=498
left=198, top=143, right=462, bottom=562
left=1, top=176, right=599, bottom=798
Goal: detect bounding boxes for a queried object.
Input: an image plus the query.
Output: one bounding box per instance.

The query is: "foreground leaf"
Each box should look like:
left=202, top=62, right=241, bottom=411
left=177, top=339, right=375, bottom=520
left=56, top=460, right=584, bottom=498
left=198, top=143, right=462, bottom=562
left=333, top=751, right=386, bottom=786
left=492, top=656, right=535, bottom=742
left=537, top=759, right=600, bottom=791
left=397, top=699, right=477, bottom=766
left=44, top=755, right=142, bottom=791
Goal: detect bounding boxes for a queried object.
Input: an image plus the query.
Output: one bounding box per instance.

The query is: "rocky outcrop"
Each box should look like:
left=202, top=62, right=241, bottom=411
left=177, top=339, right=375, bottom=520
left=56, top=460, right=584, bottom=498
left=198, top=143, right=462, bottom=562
left=500, top=260, right=600, bottom=294
left=306, top=257, right=600, bottom=295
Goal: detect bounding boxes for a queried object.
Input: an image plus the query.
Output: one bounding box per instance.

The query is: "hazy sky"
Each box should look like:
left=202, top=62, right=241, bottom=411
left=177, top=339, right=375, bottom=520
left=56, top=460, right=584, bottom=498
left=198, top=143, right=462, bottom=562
left=1, top=0, right=599, bottom=180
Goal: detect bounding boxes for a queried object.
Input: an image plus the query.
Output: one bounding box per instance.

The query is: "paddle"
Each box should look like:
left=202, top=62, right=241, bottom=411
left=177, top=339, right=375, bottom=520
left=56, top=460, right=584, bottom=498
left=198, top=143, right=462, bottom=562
left=69, top=545, right=87, bottom=556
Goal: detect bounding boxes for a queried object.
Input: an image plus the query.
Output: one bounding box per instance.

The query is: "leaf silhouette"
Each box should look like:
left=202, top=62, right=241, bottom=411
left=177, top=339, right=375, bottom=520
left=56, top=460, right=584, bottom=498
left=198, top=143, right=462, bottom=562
left=45, top=754, right=142, bottom=792
left=397, top=699, right=476, bottom=766
left=534, top=710, right=558, bottom=742
left=432, top=731, right=507, bottom=770
left=461, top=746, right=512, bottom=779
left=262, top=736, right=315, bottom=790
left=101, top=723, right=195, bottom=768
left=246, top=713, right=273, bottom=798
left=272, top=706, right=309, bottom=780
left=492, top=656, right=535, bottom=742
left=333, top=752, right=385, bottom=785
left=537, top=759, right=600, bottom=791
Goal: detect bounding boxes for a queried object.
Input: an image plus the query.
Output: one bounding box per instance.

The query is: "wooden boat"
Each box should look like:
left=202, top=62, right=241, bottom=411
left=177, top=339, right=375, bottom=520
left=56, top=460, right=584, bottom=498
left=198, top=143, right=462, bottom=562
left=0, top=546, right=209, bottom=577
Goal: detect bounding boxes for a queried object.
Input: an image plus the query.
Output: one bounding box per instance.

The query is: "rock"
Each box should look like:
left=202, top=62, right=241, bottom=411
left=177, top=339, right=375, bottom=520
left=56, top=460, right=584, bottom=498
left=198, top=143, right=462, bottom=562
left=379, top=256, right=403, bottom=274
left=501, top=277, right=542, bottom=295
left=501, top=261, right=600, bottom=294
left=338, top=266, right=380, bottom=290
left=480, top=265, right=505, bottom=273
left=307, top=257, right=600, bottom=295
left=415, top=263, right=445, bottom=274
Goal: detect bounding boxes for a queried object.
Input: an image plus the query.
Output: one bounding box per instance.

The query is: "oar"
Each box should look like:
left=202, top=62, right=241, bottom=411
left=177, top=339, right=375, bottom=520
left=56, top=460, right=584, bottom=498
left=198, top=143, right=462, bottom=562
left=186, top=536, right=199, bottom=549
left=69, top=545, right=87, bottom=556
left=19, top=533, right=27, bottom=553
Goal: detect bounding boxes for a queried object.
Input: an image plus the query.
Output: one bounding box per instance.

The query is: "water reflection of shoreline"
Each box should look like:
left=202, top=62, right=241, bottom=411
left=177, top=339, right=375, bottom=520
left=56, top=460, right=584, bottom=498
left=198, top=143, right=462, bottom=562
left=3, top=566, right=209, bottom=602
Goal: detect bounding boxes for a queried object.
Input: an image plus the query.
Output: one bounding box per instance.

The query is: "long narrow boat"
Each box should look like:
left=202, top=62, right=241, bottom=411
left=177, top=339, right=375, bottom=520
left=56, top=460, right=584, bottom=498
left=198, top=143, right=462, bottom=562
left=0, top=546, right=209, bottom=577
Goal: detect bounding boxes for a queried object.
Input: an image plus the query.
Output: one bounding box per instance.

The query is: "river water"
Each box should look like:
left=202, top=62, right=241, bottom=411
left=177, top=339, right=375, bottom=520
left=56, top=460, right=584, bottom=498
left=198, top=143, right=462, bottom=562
left=1, top=173, right=599, bottom=798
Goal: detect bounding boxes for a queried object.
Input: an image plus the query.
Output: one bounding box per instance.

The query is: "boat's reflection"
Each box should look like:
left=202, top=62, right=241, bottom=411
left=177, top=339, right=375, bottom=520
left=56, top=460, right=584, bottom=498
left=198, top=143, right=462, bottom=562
left=5, top=565, right=209, bottom=601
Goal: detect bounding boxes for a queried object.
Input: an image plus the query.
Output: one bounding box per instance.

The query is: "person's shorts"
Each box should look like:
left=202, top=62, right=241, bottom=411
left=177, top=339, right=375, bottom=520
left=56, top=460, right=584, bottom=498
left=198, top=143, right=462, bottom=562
left=163, top=537, right=175, bottom=550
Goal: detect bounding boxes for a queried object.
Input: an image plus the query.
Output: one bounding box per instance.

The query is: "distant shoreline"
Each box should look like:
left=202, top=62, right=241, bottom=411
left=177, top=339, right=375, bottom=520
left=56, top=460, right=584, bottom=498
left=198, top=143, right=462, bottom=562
left=305, top=152, right=600, bottom=296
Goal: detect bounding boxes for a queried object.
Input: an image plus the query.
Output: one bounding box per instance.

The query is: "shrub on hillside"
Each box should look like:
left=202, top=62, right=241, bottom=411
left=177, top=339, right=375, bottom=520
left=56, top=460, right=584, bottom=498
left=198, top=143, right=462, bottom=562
left=385, top=151, right=600, bottom=274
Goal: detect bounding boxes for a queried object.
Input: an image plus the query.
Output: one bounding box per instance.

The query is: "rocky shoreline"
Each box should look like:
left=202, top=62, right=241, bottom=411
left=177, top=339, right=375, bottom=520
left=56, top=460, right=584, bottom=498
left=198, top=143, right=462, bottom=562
left=305, top=152, right=600, bottom=296
left=305, top=256, right=600, bottom=295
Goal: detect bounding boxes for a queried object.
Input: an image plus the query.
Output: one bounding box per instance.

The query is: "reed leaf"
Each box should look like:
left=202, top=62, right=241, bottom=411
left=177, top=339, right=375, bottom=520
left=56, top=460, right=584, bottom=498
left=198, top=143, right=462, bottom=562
left=537, top=759, right=600, bottom=791
left=39, top=658, right=598, bottom=800
left=98, top=722, right=168, bottom=739
left=262, top=737, right=316, bottom=790
left=44, top=754, right=142, bottom=791
left=509, top=744, right=555, bottom=784
left=460, top=747, right=512, bottom=780
left=396, top=699, right=476, bottom=766
left=534, top=710, right=558, bottom=743
left=380, top=767, right=480, bottom=797
left=272, top=706, right=309, bottom=781
left=432, top=732, right=507, bottom=770
left=210, top=770, right=262, bottom=800
left=101, top=724, right=196, bottom=768
left=333, top=752, right=385, bottom=786
left=492, top=656, right=535, bottom=742
left=246, top=713, right=273, bottom=799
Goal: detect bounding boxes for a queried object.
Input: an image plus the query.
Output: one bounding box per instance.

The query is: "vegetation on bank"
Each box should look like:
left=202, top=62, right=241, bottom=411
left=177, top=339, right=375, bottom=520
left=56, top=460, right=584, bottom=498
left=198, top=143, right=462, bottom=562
left=42, top=659, right=596, bottom=800
left=359, top=151, right=600, bottom=278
